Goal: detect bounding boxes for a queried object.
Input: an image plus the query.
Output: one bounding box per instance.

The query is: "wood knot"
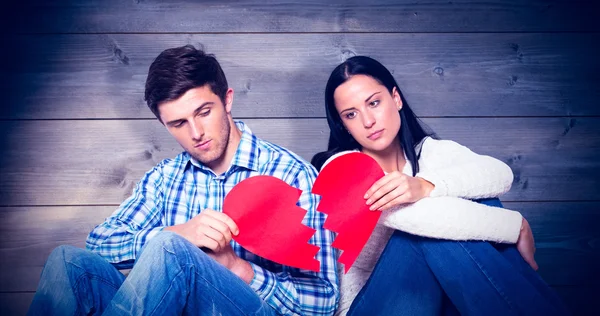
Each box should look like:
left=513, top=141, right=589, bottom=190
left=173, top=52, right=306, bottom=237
left=340, top=48, right=356, bottom=62
left=113, top=47, right=130, bottom=65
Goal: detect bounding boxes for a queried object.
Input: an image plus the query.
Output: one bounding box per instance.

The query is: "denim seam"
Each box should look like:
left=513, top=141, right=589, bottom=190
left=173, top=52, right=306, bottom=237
left=349, top=293, right=372, bottom=316
left=71, top=270, right=123, bottom=315
left=194, top=267, right=253, bottom=316
left=67, top=258, right=123, bottom=292
left=144, top=241, right=188, bottom=316
left=458, top=242, right=517, bottom=311
left=148, top=268, right=186, bottom=316
left=350, top=233, right=426, bottom=315
left=156, top=243, right=252, bottom=316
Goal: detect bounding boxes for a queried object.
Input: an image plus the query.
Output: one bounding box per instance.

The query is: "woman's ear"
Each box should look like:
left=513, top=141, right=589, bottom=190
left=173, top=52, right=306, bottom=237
left=392, top=87, right=403, bottom=110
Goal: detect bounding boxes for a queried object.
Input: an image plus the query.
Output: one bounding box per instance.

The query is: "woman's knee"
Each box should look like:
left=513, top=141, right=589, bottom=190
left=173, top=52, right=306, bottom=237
left=383, top=230, right=425, bottom=259
left=389, top=230, right=421, bottom=244
left=388, top=231, right=493, bottom=259
left=474, top=197, right=503, bottom=208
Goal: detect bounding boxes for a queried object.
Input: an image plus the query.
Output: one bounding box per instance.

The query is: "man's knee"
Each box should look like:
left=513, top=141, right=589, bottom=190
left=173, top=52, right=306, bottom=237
left=41, top=245, right=101, bottom=280
left=140, top=231, right=196, bottom=258
left=46, top=245, right=88, bottom=267
left=137, top=231, right=214, bottom=274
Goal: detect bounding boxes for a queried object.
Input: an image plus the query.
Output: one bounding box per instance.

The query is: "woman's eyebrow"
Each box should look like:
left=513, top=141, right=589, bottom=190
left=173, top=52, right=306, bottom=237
left=365, top=91, right=381, bottom=103
left=339, top=107, right=357, bottom=115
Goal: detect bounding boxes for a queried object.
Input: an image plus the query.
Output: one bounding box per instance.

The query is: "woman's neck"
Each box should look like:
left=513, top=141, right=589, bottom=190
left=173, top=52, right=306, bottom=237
left=362, top=139, right=406, bottom=173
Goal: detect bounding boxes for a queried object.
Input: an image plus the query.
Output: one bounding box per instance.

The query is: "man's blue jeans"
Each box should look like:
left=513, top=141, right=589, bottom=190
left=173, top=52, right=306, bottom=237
left=348, top=198, right=570, bottom=316
left=27, top=231, right=278, bottom=315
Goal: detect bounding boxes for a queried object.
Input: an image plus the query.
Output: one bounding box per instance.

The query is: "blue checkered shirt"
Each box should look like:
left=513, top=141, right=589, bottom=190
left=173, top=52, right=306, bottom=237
left=86, top=121, right=339, bottom=315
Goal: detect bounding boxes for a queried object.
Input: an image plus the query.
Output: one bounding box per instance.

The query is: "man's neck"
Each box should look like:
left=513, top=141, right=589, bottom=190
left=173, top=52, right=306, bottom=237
left=207, top=119, right=243, bottom=175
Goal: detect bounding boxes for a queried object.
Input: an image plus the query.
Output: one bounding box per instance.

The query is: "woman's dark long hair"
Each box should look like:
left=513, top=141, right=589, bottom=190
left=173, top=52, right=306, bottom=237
left=311, top=56, right=434, bottom=175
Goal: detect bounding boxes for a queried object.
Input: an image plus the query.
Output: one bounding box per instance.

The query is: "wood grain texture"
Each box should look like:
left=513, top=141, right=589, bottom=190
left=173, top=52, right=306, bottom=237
left=0, top=292, right=34, bottom=316
left=1, top=117, right=598, bottom=206
left=0, top=202, right=598, bottom=292
left=0, top=206, right=114, bottom=293
left=504, top=202, right=600, bottom=287
left=553, top=286, right=600, bottom=315
left=2, top=0, right=599, bottom=33
left=0, top=0, right=596, bottom=314
left=1, top=33, right=598, bottom=119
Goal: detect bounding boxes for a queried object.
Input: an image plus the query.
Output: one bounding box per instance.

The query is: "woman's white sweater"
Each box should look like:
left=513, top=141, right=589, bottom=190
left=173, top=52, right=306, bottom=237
left=323, top=137, right=524, bottom=315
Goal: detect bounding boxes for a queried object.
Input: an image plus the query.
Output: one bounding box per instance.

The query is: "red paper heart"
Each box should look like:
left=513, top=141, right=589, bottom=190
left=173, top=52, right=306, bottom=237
left=312, top=152, right=384, bottom=273
left=222, top=153, right=384, bottom=273
left=223, top=175, right=321, bottom=272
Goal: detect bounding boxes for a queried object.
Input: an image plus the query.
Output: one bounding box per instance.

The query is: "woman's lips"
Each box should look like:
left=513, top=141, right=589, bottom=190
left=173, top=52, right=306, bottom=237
left=367, top=129, right=384, bottom=140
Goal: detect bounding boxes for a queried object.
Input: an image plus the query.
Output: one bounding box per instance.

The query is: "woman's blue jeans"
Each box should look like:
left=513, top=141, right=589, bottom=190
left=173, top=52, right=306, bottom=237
left=347, top=198, right=570, bottom=316
left=27, top=231, right=277, bottom=316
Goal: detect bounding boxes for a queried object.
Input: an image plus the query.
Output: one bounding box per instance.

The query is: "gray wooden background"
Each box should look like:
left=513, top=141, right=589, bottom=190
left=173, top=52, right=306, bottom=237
left=1, top=1, right=599, bottom=315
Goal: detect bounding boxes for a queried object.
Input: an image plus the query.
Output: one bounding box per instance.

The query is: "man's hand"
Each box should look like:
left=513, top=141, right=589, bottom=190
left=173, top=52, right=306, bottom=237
left=516, top=218, right=538, bottom=271
left=166, top=209, right=253, bottom=282
left=165, top=209, right=239, bottom=251
left=364, top=171, right=435, bottom=211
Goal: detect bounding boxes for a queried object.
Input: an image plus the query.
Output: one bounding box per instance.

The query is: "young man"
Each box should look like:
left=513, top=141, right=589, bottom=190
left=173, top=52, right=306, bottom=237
left=28, top=45, right=339, bottom=315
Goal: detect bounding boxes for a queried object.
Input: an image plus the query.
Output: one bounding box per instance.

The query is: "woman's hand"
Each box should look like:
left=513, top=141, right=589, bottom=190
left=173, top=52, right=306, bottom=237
left=364, top=171, right=434, bottom=211
left=517, top=218, right=539, bottom=271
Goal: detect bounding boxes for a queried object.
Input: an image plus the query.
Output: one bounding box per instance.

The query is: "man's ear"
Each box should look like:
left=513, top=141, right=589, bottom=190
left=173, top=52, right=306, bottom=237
left=225, top=88, right=234, bottom=113
left=392, top=87, right=403, bottom=110
left=156, top=107, right=165, bottom=125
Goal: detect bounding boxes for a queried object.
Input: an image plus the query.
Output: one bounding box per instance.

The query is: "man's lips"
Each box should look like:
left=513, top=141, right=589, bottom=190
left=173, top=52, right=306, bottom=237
left=194, top=139, right=211, bottom=149
left=367, top=129, right=384, bottom=140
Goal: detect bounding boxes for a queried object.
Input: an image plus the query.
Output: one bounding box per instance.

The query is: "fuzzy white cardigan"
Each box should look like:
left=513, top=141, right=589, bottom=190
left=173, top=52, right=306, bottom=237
left=323, top=137, right=523, bottom=315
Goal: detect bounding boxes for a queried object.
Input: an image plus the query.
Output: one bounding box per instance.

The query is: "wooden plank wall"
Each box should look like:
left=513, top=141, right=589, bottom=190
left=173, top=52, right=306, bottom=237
left=1, top=1, right=599, bottom=315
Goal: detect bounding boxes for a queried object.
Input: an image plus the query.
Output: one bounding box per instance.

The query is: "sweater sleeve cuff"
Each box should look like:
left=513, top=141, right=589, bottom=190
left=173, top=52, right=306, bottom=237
left=498, top=210, right=523, bottom=244
left=416, top=171, right=448, bottom=197
left=248, top=262, right=277, bottom=300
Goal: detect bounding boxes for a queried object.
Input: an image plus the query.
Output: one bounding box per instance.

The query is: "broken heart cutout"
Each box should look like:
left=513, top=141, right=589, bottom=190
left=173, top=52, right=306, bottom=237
left=313, top=152, right=385, bottom=273
left=223, top=175, right=321, bottom=272
left=222, top=153, right=384, bottom=273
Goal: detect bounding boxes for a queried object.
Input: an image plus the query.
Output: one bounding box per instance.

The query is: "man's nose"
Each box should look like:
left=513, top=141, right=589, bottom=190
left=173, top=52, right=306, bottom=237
left=189, top=120, right=204, bottom=140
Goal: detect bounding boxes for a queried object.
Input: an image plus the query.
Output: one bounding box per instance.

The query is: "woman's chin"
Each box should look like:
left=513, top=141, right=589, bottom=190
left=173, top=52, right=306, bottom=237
left=360, top=143, right=394, bottom=155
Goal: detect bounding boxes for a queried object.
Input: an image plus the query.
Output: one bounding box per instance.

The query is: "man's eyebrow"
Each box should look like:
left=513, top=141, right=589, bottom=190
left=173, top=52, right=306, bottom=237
left=165, top=102, right=214, bottom=126
left=165, top=118, right=184, bottom=126
left=193, top=102, right=213, bottom=115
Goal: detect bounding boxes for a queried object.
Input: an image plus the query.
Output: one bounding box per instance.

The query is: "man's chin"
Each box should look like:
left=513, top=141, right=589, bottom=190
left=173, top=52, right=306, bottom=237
left=190, top=151, right=219, bottom=165
left=191, top=154, right=212, bottom=164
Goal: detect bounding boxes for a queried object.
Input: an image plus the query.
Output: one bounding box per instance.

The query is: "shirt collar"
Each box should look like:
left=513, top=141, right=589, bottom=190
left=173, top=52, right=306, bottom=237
left=187, top=120, right=260, bottom=174
left=229, top=120, right=260, bottom=172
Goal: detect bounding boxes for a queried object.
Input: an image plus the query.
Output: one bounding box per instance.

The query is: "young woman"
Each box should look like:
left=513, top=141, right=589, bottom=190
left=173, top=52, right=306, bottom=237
left=312, top=56, right=569, bottom=316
